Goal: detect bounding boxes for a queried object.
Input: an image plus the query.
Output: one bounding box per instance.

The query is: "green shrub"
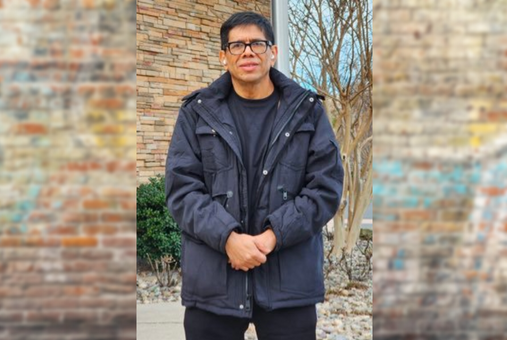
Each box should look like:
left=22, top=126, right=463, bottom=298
left=137, top=175, right=181, bottom=267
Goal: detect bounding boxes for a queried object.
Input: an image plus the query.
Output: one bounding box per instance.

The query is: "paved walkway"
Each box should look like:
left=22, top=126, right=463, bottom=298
left=137, top=302, right=185, bottom=340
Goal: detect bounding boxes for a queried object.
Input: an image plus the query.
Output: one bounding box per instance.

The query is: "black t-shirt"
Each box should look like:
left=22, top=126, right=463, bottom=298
left=227, top=88, right=279, bottom=222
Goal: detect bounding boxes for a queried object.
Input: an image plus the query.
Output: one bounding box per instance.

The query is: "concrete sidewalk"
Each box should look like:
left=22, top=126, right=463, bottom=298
left=137, top=302, right=186, bottom=340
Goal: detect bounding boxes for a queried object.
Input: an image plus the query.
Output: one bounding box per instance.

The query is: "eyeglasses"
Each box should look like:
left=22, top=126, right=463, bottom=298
left=224, top=40, right=272, bottom=55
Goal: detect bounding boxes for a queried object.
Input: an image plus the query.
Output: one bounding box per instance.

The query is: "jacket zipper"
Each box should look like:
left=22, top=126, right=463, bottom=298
left=277, top=185, right=296, bottom=201
left=245, top=272, right=251, bottom=311
left=194, top=101, right=252, bottom=314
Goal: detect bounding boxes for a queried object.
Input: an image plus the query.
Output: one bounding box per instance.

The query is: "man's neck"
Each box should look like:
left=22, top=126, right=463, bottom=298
left=231, top=78, right=275, bottom=100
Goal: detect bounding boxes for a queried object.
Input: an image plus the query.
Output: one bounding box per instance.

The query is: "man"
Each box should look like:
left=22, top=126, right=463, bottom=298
left=166, top=11, right=343, bottom=340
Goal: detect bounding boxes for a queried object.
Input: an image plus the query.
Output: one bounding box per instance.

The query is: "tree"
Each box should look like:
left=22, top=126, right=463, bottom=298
left=289, top=0, right=372, bottom=254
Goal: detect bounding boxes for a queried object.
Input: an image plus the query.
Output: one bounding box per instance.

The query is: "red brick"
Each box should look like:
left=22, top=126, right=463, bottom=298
left=400, top=209, right=434, bottom=221
left=25, top=237, right=60, bottom=247
left=63, top=311, right=98, bottom=323
left=100, top=187, right=133, bottom=198
left=0, top=287, right=24, bottom=298
left=483, top=111, right=507, bottom=121
left=42, top=299, right=80, bottom=309
left=0, top=312, right=23, bottom=323
left=106, top=161, right=137, bottom=172
left=101, top=236, right=136, bottom=248
left=78, top=297, right=116, bottom=308
left=62, top=212, right=99, bottom=223
left=25, top=311, right=61, bottom=323
left=82, top=224, right=117, bottom=235
left=120, top=200, right=136, bottom=210
left=65, top=161, right=103, bottom=171
left=0, top=236, right=22, bottom=247
left=83, top=199, right=111, bottom=209
left=480, top=187, right=506, bottom=196
left=48, top=225, right=78, bottom=235
left=14, top=123, right=48, bottom=135
left=82, top=0, right=94, bottom=9
left=62, top=237, right=98, bottom=247
left=28, top=212, right=55, bottom=223
left=64, top=286, right=99, bottom=296
left=8, top=261, right=35, bottom=272
left=25, top=286, right=62, bottom=297
left=101, top=212, right=135, bottom=223
left=101, top=284, right=135, bottom=294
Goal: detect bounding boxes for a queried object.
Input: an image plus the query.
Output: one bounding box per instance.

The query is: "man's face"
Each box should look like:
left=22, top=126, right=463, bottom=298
left=219, top=24, right=278, bottom=86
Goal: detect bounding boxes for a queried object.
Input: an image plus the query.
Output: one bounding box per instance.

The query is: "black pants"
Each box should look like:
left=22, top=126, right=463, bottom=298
left=183, top=302, right=317, bottom=340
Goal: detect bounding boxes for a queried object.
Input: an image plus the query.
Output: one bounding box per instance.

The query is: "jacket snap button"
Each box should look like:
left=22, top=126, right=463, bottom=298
left=197, top=99, right=202, bottom=104
left=239, top=304, right=244, bottom=310
left=285, top=132, right=290, bottom=137
left=309, top=97, right=314, bottom=102
left=262, top=170, right=268, bottom=176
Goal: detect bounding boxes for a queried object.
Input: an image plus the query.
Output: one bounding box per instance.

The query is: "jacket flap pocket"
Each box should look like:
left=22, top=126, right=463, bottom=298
left=295, top=122, right=315, bottom=133
left=195, top=125, right=216, bottom=136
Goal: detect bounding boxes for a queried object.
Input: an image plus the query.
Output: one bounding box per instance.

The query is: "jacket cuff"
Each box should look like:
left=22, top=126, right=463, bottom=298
left=219, top=222, right=242, bottom=254
left=263, top=216, right=282, bottom=251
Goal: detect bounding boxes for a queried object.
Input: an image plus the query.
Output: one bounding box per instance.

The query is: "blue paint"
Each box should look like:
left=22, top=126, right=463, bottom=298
left=423, top=198, right=433, bottom=208
left=372, top=184, right=398, bottom=196
left=392, top=258, right=404, bottom=270
left=17, top=200, right=35, bottom=211
left=373, top=160, right=403, bottom=177
left=28, top=185, right=41, bottom=198
left=477, top=233, right=485, bottom=242
left=10, top=214, right=23, bottom=223
left=397, top=249, right=405, bottom=258
left=482, top=210, right=493, bottom=221
left=424, top=235, right=436, bottom=244
left=403, top=197, right=419, bottom=208
left=474, top=258, right=482, bottom=270
left=13, top=71, right=34, bottom=82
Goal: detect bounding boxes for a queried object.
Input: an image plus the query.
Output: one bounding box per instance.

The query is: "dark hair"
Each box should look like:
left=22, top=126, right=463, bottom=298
left=220, top=11, right=275, bottom=50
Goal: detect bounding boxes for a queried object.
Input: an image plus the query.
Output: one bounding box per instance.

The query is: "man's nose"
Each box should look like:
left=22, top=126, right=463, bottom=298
left=243, top=44, right=255, bottom=55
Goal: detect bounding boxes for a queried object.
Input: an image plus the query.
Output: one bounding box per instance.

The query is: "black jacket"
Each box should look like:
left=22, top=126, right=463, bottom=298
left=165, top=68, right=344, bottom=318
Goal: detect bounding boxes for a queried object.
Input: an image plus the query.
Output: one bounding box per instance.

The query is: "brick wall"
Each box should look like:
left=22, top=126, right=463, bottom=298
left=136, top=0, right=271, bottom=184
left=373, top=0, right=507, bottom=338
left=0, top=1, right=137, bottom=339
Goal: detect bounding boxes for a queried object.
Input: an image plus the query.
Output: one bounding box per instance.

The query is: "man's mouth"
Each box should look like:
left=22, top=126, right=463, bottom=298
left=239, top=63, right=259, bottom=71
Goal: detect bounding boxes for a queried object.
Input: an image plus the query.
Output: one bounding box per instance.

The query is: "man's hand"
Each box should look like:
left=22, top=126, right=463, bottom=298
left=253, top=228, right=277, bottom=255
left=225, top=231, right=267, bottom=271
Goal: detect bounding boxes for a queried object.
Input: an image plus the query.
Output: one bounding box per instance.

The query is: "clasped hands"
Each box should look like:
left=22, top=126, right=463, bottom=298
left=225, top=229, right=276, bottom=272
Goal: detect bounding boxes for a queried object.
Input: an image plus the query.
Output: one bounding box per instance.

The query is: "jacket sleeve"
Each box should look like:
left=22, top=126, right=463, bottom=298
left=265, top=103, right=344, bottom=251
left=165, top=106, right=241, bottom=254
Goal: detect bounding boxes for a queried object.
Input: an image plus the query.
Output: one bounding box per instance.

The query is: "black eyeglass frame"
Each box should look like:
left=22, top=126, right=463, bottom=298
left=222, top=40, right=273, bottom=55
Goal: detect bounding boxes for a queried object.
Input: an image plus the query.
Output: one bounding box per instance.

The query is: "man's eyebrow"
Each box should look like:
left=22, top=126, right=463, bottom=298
left=228, top=39, right=267, bottom=43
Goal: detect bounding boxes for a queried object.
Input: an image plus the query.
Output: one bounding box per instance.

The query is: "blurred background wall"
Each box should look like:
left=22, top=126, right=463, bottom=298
left=373, top=0, right=507, bottom=338
left=0, top=0, right=137, bottom=339
left=136, top=0, right=271, bottom=185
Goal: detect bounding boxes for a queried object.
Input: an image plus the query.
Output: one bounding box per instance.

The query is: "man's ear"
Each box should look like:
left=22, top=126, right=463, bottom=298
left=219, top=50, right=227, bottom=68
left=270, top=45, right=278, bottom=66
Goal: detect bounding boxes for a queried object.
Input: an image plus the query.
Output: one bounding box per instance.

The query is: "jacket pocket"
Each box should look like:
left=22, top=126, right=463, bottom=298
left=269, top=162, right=305, bottom=210
left=278, top=236, right=324, bottom=295
left=280, top=122, right=315, bottom=170
left=181, top=235, right=228, bottom=299
left=196, top=125, right=232, bottom=173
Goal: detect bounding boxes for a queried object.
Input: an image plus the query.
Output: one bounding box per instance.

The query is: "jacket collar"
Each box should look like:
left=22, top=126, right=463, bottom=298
left=198, top=68, right=308, bottom=109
